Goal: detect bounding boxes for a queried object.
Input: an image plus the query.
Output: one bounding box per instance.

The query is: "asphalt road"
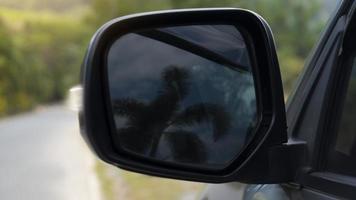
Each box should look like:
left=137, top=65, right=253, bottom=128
left=0, top=105, right=101, bottom=200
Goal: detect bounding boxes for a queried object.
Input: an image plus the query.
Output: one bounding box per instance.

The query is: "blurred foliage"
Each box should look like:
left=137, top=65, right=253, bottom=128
left=0, top=0, right=335, bottom=115
left=0, top=7, right=90, bottom=115
left=96, top=161, right=204, bottom=200
left=0, top=0, right=88, bottom=13
left=86, top=0, right=334, bottom=95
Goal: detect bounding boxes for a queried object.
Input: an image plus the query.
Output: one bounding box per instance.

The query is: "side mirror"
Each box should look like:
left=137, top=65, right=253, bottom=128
left=80, top=8, right=289, bottom=183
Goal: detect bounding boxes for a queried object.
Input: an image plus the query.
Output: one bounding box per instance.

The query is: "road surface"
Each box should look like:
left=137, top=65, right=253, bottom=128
left=0, top=105, right=102, bottom=200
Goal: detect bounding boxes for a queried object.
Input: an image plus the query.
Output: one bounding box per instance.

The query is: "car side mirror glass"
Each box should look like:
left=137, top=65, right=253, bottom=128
left=107, top=25, right=258, bottom=169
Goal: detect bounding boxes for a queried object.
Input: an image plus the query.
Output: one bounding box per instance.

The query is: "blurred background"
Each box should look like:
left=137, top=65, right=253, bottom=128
left=0, top=0, right=341, bottom=199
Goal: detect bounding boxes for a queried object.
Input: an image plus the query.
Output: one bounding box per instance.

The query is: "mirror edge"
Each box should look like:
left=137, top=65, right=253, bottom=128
left=80, top=8, right=289, bottom=183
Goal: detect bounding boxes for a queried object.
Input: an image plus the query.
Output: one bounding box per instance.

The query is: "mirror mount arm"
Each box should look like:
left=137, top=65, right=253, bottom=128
left=235, top=140, right=307, bottom=183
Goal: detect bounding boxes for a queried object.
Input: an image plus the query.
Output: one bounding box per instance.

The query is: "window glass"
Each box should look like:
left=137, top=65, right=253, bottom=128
left=327, top=56, right=356, bottom=176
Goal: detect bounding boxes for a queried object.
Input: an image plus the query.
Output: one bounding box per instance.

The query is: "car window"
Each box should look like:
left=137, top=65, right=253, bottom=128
left=326, top=54, right=356, bottom=176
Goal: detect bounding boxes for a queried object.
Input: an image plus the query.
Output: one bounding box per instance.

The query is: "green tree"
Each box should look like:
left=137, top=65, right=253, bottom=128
left=85, top=0, right=171, bottom=28
left=13, top=17, right=90, bottom=102
left=0, top=18, right=35, bottom=115
left=0, top=9, right=91, bottom=115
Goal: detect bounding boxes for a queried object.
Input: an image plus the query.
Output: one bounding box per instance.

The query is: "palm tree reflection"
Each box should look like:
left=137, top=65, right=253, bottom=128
left=113, top=66, right=231, bottom=163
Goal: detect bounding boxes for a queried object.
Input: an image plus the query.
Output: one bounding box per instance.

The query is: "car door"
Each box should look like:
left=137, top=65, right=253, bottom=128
left=287, top=0, right=356, bottom=199
left=200, top=0, right=356, bottom=199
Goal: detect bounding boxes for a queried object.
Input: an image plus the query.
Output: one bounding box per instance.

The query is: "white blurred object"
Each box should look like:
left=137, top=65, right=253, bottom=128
left=67, top=85, right=83, bottom=111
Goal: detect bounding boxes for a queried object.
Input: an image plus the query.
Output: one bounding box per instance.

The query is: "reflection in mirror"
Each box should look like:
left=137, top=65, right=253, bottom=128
left=107, top=25, right=257, bottom=169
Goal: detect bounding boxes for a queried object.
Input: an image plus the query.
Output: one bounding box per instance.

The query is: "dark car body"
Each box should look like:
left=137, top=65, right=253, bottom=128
left=202, top=0, right=356, bottom=199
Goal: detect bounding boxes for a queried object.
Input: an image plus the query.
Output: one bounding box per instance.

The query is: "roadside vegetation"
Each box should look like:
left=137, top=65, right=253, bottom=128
left=0, top=6, right=90, bottom=115
left=0, top=0, right=330, bottom=116
left=95, top=161, right=205, bottom=200
left=0, top=0, right=337, bottom=199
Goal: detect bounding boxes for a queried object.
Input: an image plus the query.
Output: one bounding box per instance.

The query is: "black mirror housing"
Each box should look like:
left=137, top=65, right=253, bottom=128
left=80, top=8, right=289, bottom=183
